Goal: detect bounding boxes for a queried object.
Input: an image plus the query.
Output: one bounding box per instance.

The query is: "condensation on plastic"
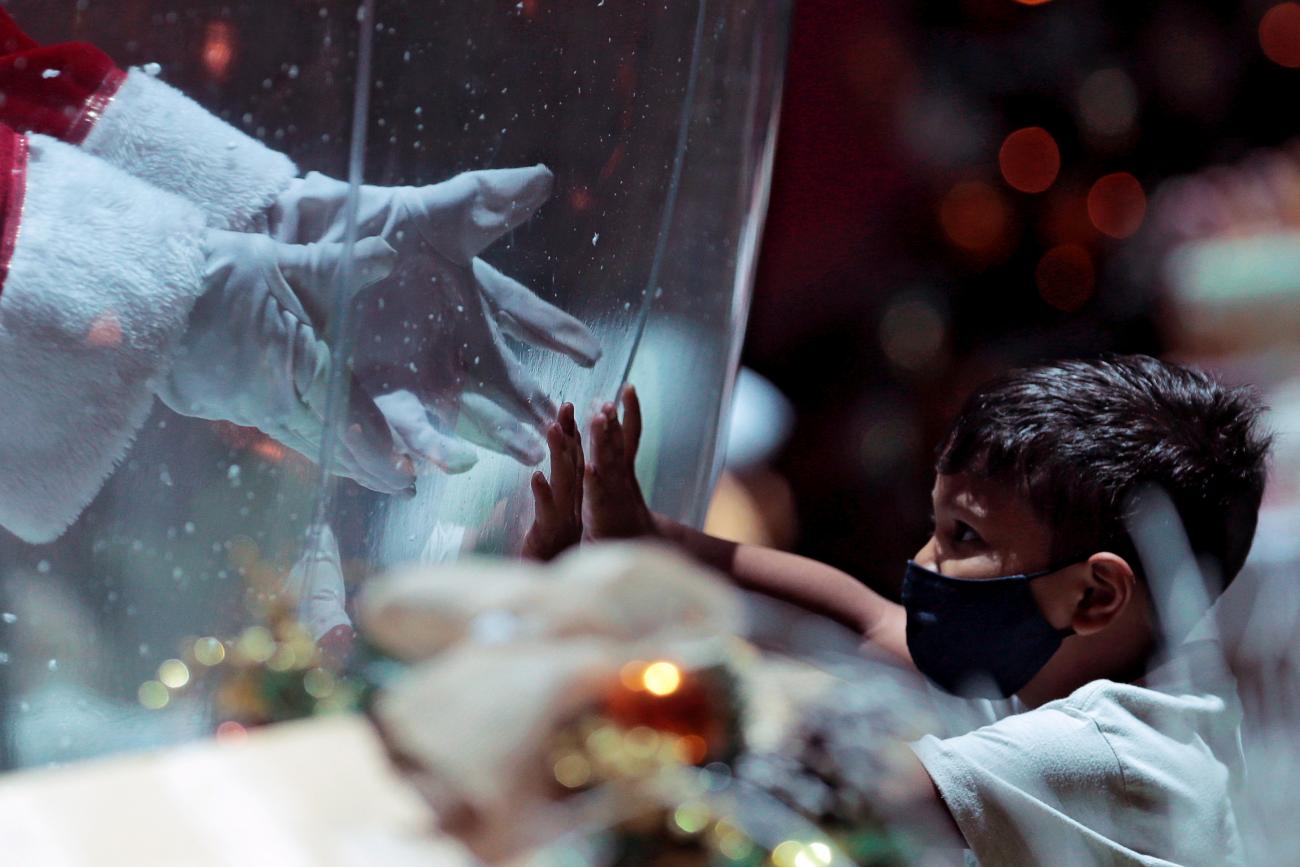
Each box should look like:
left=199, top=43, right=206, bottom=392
left=0, top=0, right=790, bottom=769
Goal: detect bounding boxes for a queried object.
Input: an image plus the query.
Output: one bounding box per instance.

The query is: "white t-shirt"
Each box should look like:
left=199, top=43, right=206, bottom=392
left=910, top=641, right=1246, bottom=866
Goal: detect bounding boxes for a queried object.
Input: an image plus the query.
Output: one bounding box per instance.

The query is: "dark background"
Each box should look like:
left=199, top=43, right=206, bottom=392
left=746, top=0, right=1296, bottom=594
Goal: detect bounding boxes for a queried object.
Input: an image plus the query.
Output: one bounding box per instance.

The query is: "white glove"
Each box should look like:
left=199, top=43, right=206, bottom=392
left=268, top=165, right=602, bottom=471
left=157, top=229, right=415, bottom=495
left=284, top=523, right=351, bottom=641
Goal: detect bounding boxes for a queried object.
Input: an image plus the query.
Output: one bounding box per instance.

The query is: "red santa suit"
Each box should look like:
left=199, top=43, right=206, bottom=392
left=0, top=14, right=296, bottom=231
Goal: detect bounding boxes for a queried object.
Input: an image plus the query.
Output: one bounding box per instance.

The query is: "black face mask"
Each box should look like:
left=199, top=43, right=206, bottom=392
left=901, top=560, right=1075, bottom=699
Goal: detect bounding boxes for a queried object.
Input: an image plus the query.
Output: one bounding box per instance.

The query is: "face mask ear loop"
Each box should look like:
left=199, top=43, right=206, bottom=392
left=1024, top=565, right=1079, bottom=639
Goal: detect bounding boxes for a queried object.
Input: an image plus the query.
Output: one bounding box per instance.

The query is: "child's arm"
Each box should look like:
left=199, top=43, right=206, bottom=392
left=650, top=515, right=911, bottom=662
left=580, top=386, right=911, bottom=666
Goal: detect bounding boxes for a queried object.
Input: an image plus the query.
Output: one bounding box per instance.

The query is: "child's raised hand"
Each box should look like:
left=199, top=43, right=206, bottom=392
left=522, top=402, right=585, bottom=561
left=584, top=385, right=657, bottom=540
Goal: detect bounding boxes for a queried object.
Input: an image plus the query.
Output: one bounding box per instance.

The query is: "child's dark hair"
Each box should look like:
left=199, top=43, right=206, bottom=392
left=936, top=354, right=1271, bottom=588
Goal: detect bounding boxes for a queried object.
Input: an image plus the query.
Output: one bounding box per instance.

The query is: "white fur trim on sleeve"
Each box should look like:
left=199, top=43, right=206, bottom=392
left=81, top=68, right=298, bottom=231
left=0, top=135, right=207, bottom=543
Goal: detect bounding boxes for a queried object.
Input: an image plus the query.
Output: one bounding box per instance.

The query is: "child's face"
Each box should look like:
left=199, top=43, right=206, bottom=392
left=912, top=472, right=1152, bottom=701
left=914, top=472, right=1057, bottom=581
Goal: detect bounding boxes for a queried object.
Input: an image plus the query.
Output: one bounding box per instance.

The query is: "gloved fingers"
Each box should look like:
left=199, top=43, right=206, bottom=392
left=285, top=522, right=345, bottom=602
left=373, top=389, right=479, bottom=475
left=334, top=375, right=419, bottom=496
left=274, top=300, right=413, bottom=494
left=410, top=164, right=554, bottom=264
left=456, top=393, right=547, bottom=466
left=269, top=402, right=398, bottom=495
left=274, top=236, right=399, bottom=323
left=286, top=519, right=345, bottom=600
left=475, top=341, right=560, bottom=432
left=472, top=258, right=602, bottom=367
left=464, top=307, right=559, bottom=429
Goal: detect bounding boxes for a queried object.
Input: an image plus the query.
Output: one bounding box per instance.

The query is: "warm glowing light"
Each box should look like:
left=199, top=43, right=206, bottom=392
left=1035, top=244, right=1095, bottom=312
left=1014, top=0, right=1053, bottom=5
left=939, top=181, right=1014, bottom=255
left=773, top=841, right=813, bottom=867
left=138, top=681, right=169, bottom=710
left=236, top=626, right=276, bottom=663
left=642, top=661, right=682, bottom=696
left=158, top=658, right=191, bottom=689
left=619, top=659, right=648, bottom=691
left=215, top=721, right=247, bottom=743
left=250, top=437, right=288, bottom=464
left=303, top=668, right=336, bottom=699
left=713, top=823, right=753, bottom=860
left=809, top=842, right=834, bottom=864
left=1087, top=172, right=1146, bottom=239
left=999, top=127, right=1061, bottom=193
left=553, top=753, right=592, bottom=789
left=672, top=801, right=711, bottom=835
left=624, top=725, right=661, bottom=758
left=676, top=733, right=710, bottom=764
left=568, top=185, right=595, bottom=213
left=201, top=21, right=236, bottom=82
left=268, top=643, right=299, bottom=672
left=194, top=637, right=226, bottom=666
left=1261, top=3, right=1300, bottom=68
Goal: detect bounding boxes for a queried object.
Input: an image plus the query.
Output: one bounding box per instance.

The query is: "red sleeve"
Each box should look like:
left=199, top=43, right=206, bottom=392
left=0, top=124, right=29, bottom=295
left=0, top=42, right=125, bottom=144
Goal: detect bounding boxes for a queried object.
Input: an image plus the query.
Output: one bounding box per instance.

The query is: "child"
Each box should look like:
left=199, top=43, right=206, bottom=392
left=525, top=355, right=1271, bottom=865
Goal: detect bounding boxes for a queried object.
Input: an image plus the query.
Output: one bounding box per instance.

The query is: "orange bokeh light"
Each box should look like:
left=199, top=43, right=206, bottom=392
left=1014, top=0, right=1053, bottom=5
left=202, top=21, right=236, bottom=82
left=1036, top=244, right=1095, bottom=312
left=1261, top=3, right=1300, bottom=68
left=1087, top=172, right=1146, bottom=239
left=940, top=181, right=1014, bottom=255
left=1000, top=127, right=1061, bottom=194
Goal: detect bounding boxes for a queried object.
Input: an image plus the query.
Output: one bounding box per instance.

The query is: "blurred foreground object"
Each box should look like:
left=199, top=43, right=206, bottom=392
left=0, top=543, right=938, bottom=866
left=1149, top=142, right=1300, bottom=355
left=1146, top=144, right=1300, bottom=866
left=0, top=715, right=469, bottom=867
left=704, top=368, right=799, bottom=548
left=366, top=543, right=936, bottom=865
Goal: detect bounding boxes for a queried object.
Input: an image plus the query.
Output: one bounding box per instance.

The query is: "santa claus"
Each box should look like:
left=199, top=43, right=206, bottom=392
left=0, top=11, right=599, bottom=544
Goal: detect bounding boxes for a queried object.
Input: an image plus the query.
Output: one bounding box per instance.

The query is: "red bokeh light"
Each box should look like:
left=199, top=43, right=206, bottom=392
left=940, top=181, right=1014, bottom=256
left=1035, top=244, right=1095, bottom=312
left=215, top=720, right=248, bottom=743
left=568, top=185, right=595, bottom=213
left=1261, top=3, right=1300, bottom=68
left=202, top=21, right=236, bottom=82
left=999, top=127, right=1061, bottom=194
left=1087, top=172, right=1146, bottom=239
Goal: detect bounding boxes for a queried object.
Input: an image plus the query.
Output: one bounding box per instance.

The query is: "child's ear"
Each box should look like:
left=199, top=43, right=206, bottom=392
left=1071, top=552, right=1137, bottom=635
